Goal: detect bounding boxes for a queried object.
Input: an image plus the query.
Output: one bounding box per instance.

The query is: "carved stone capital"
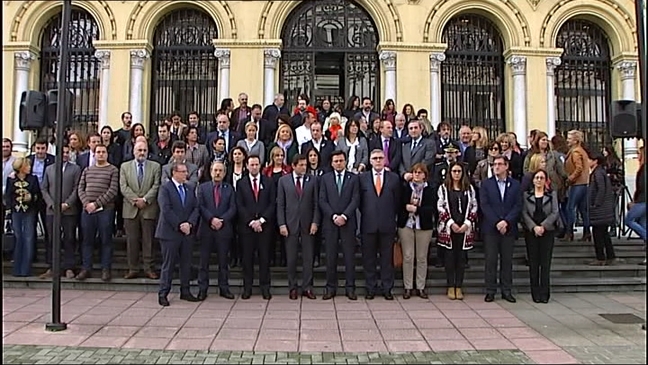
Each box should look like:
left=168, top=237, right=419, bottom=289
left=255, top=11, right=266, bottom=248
left=214, top=48, right=231, bottom=69
left=616, top=61, right=637, bottom=80
left=546, top=57, right=562, bottom=76
left=130, top=49, right=149, bottom=69
left=429, top=52, right=446, bottom=73
left=94, top=50, right=111, bottom=70
left=14, top=51, right=36, bottom=71
left=379, top=51, right=397, bottom=71
left=264, top=48, right=281, bottom=69
left=507, top=55, right=527, bottom=76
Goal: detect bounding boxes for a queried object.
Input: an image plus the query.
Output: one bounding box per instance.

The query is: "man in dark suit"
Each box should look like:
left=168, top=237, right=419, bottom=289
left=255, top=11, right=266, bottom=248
left=39, top=145, right=81, bottom=279
left=480, top=155, right=522, bottom=303
left=299, top=121, right=335, bottom=173
left=236, top=155, right=276, bottom=300
left=156, top=162, right=200, bottom=306
left=237, top=104, right=277, bottom=147
left=196, top=161, right=236, bottom=300
left=319, top=150, right=360, bottom=300
left=277, top=154, right=320, bottom=300
left=28, top=138, right=55, bottom=262
left=393, top=113, right=409, bottom=141
left=76, top=133, right=102, bottom=172
left=368, top=120, right=402, bottom=172
left=399, top=120, right=436, bottom=182
left=262, top=93, right=290, bottom=125
left=359, top=149, right=401, bottom=300
left=206, top=113, right=240, bottom=155
left=353, top=97, right=380, bottom=124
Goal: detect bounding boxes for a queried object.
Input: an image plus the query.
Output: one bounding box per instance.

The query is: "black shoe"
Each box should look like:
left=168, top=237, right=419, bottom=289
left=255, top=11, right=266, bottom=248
left=197, top=291, right=207, bottom=301
left=384, top=292, right=394, bottom=301
left=241, top=291, right=251, bottom=300
left=180, top=293, right=200, bottom=302
left=403, top=289, right=411, bottom=299
left=346, top=291, right=357, bottom=301
left=484, top=294, right=495, bottom=302
left=313, top=257, right=320, bottom=268
left=262, top=290, right=272, bottom=300
left=532, top=298, right=541, bottom=303
left=158, top=296, right=170, bottom=307
left=540, top=298, right=549, bottom=304
left=365, top=293, right=375, bottom=300
left=322, top=292, right=335, bottom=300
left=502, top=293, right=517, bottom=303
left=220, top=291, right=234, bottom=300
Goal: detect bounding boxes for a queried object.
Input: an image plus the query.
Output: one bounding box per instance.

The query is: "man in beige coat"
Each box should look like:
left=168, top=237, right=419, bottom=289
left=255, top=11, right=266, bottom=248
left=120, top=141, right=161, bottom=279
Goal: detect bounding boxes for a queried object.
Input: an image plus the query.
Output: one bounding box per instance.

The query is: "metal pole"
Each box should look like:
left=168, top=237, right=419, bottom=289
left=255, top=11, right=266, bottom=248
left=637, top=0, right=647, bottom=139
left=45, top=0, right=72, bottom=332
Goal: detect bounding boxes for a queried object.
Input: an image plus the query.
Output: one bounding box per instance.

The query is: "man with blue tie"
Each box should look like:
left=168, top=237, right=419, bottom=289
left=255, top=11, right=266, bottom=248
left=480, top=155, right=522, bottom=303
left=196, top=161, right=236, bottom=301
left=156, top=162, right=200, bottom=306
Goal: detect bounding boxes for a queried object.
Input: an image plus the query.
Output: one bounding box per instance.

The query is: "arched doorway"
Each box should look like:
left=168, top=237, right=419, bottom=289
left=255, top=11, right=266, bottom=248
left=150, top=8, right=219, bottom=134
left=40, top=8, right=101, bottom=137
left=281, top=0, right=379, bottom=110
left=555, top=19, right=612, bottom=151
left=441, top=14, right=506, bottom=140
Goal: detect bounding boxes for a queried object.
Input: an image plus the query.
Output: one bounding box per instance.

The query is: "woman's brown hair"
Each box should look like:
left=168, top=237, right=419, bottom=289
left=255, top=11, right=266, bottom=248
left=530, top=131, right=550, bottom=154
left=443, top=162, right=471, bottom=192
left=409, top=162, right=429, bottom=179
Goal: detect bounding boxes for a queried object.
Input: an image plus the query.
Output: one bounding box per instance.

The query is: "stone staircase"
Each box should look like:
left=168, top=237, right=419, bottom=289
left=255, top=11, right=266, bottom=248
left=2, top=235, right=646, bottom=294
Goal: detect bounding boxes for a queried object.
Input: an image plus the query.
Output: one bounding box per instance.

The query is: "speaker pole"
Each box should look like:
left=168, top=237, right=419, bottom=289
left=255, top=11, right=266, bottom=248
left=45, top=0, right=72, bottom=333
left=637, top=0, right=646, bottom=141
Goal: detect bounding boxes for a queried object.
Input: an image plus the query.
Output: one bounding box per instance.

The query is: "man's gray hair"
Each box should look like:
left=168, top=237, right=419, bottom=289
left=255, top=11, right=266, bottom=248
left=211, top=160, right=227, bottom=172
left=171, top=161, right=187, bottom=173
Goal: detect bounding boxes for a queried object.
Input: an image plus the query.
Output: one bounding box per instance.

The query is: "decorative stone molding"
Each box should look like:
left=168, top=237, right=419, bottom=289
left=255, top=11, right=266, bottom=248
left=526, top=0, right=541, bottom=10
left=14, top=51, right=36, bottom=71
left=379, top=51, right=397, bottom=71
left=130, top=49, right=149, bottom=69
left=507, top=55, right=527, bottom=75
left=214, top=48, right=231, bottom=69
left=429, top=52, right=446, bottom=72
left=264, top=49, right=281, bottom=69
left=546, top=57, right=562, bottom=76
left=94, top=50, right=111, bottom=70
left=616, top=61, right=637, bottom=80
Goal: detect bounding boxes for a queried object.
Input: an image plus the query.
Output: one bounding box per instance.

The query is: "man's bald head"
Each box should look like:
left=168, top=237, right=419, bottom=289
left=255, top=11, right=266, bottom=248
left=134, top=140, right=149, bottom=162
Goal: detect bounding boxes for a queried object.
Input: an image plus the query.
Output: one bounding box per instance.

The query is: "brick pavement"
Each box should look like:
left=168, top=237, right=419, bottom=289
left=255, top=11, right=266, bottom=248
left=2, top=288, right=646, bottom=364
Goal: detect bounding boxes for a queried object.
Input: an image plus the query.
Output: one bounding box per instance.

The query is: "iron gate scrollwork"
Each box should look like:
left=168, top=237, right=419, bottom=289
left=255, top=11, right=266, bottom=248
left=555, top=19, right=612, bottom=151
left=441, top=15, right=506, bottom=140
left=281, top=0, right=379, bottom=110
left=150, top=8, right=219, bottom=134
left=40, top=8, right=101, bottom=138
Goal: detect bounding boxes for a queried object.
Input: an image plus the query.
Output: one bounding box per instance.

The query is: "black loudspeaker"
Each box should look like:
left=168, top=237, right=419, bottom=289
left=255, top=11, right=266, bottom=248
left=610, top=100, right=638, bottom=138
left=637, top=103, right=644, bottom=141
left=19, top=91, right=48, bottom=131
left=46, top=89, right=75, bottom=129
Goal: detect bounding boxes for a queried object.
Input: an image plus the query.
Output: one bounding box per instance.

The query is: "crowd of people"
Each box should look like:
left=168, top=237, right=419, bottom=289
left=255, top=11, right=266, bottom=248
left=2, top=92, right=646, bottom=307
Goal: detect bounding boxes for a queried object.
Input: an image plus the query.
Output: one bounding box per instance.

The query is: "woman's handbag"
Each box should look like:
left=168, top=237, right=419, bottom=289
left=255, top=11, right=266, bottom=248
left=393, top=241, right=403, bottom=268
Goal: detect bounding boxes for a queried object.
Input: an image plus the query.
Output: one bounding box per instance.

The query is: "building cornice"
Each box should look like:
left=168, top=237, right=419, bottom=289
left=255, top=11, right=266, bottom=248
left=93, top=40, right=153, bottom=52
left=2, top=42, right=40, bottom=54
left=503, top=47, right=564, bottom=59
left=212, top=39, right=282, bottom=49
left=377, top=42, right=447, bottom=53
left=611, top=52, right=639, bottom=65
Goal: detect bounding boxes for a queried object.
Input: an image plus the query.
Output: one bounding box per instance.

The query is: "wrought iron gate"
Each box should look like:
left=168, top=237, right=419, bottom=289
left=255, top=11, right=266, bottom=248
left=555, top=19, right=612, bottom=151
left=441, top=14, right=506, bottom=140
left=150, top=8, right=219, bottom=134
left=281, top=0, right=379, bottom=110
left=40, top=8, right=101, bottom=138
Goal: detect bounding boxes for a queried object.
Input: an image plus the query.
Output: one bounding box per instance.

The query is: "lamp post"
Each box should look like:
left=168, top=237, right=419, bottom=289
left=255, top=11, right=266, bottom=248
left=45, top=0, right=72, bottom=332
left=636, top=0, right=647, bottom=332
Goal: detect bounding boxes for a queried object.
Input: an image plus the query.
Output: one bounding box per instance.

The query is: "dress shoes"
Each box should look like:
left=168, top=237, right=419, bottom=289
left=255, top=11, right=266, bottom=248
left=241, top=291, right=252, bottom=300
left=145, top=271, right=159, bottom=280
left=124, top=271, right=138, bottom=279
left=289, top=289, right=298, bottom=300
left=403, top=289, right=412, bottom=299
left=76, top=270, right=90, bottom=281
left=484, top=293, right=495, bottom=302
left=322, top=292, right=335, bottom=300
left=101, top=269, right=111, bottom=282
left=197, top=291, right=208, bottom=301
left=365, top=293, right=375, bottom=300
left=262, top=290, right=272, bottom=300
left=302, top=290, right=316, bottom=300
left=502, top=293, right=516, bottom=303
left=180, top=293, right=200, bottom=302
left=384, top=292, right=394, bottom=301
left=418, top=289, right=428, bottom=299
left=158, top=296, right=170, bottom=307
left=220, top=291, right=235, bottom=300
left=346, top=291, right=357, bottom=301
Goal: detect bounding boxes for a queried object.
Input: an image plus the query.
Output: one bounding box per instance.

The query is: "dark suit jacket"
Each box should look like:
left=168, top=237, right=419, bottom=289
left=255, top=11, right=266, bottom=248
left=28, top=153, right=55, bottom=174
left=397, top=183, right=436, bottom=230
left=318, top=170, right=360, bottom=232
left=359, top=170, right=401, bottom=234
left=277, top=174, right=320, bottom=234
left=369, top=136, right=402, bottom=172
left=236, top=118, right=277, bottom=147
left=479, top=176, right=522, bottom=237
left=353, top=111, right=380, bottom=123
left=76, top=151, right=92, bottom=172
left=393, top=128, right=409, bottom=142
left=235, top=174, right=276, bottom=230
left=300, top=139, right=336, bottom=173
left=206, top=130, right=240, bottom=154
left=231, top=106, right=252, bottom=132
left=263, top=104, right=290, bottom=125
left=155, top=180, right=200, bottom=241
left=41, top=162, right=81, bottom=215
left=197, top=181, right=237, bottom=238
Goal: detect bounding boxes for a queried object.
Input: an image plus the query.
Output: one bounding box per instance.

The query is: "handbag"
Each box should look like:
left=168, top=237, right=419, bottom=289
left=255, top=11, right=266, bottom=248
left=393, top=241, right=403, bottom=268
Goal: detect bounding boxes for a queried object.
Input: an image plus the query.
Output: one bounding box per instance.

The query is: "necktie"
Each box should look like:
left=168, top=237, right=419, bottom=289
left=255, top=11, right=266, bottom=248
left=336, top=173, right=343, bottom=194
left=213, top=183, right=221, bottom=207
left=137, top=163, right=144, bottom=187
left=252, top=177, right=259, bottom=200
left=383, top=139, right=390, bottom=165
left=179, top=184, right=186, bottom=205
left=296, top=176, right=303, bottom=197
left=375, top=172, right=382, bottom=195
left=62, top=162, right=66, bottom=174
left=411, top=140, right=417, bottom=151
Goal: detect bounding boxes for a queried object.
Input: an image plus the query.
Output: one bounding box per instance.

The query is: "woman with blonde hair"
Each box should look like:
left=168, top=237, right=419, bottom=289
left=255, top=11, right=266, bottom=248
left=497, top=133, right=522, bottom=180
left=236, top=122, right=265, bottom=166
left=463, top=126, right=489, bottom=176
left=67, top=130, right=86, bottom=164
left=564, top=130, right=591, bottom=241
left=323, top=112, right=346, bottom=141
left=266, top=124, right=298, bottom=166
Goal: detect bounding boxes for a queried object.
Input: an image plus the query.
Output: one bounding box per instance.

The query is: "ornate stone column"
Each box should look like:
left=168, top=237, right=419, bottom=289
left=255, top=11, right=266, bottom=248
left=214, top=48, right=231, bottom=103
left=507, top=55, right=528, bottom=148
left=429, top=53, right=446, bottom=130
left=379, top=51, right=397, bottom=103
left=129, top=49, right=149, bottom=125
left=546, top=57, right=562, bottom=138
left=13, top=51, right=36, bottom=153
left=94, top=50, right=111, bottom=129
left=616, top=60, right=638, bottom=157
left=264, top=49, right=281, bottom=107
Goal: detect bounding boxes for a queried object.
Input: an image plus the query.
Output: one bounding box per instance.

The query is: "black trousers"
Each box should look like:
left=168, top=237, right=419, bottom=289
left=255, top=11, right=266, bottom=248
left=324, top=225, right=356, bottom=294
left=525, top=231, right=554, bottom=301
left=45, top=214, right=78, bottom=271
left=198, top=231, right=231, bottom=293
left=592, top=224, right=615, bottom=261
left=484, top=233, right=515, bottom=295
left=362, top=232, right=395, bottom=294
left=444, top=233, right=466, bottom=287
left=158, top=238, right=193, bottom=297
left=241, top=229, right=271, bottom=293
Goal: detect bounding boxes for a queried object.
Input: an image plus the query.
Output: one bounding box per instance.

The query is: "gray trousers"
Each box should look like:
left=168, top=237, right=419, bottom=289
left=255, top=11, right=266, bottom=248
left=285, top=231, right=314, bottom=292
left=124, top=212, right=156, bottom=272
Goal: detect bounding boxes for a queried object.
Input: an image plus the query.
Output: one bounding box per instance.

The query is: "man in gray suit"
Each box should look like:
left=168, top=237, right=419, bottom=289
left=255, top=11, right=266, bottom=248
left=120, top=141, right=161, bottom=280
left=399, top=120, right=436, bottom=182
left=161, top=141, right=199, bottom=185
left=40, top=145, right=81, bottom=279
left=277, top=154, right=320, bottom=300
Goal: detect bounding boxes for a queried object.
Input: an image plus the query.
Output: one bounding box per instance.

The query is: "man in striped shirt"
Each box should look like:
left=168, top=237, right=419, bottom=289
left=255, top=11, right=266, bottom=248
left=77, top=144, right=120, bottom=282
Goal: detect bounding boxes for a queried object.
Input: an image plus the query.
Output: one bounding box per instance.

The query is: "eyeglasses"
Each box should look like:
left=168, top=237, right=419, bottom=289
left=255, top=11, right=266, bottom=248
left=534, top=176, right=546, bottom=180
left=371, top=156, right=384, bottom=160
left=490, top=147, right=500, bottom=151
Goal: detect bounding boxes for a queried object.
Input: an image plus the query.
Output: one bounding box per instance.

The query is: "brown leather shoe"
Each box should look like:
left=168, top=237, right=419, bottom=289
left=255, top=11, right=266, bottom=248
left=123, top=271, right=138, bottom=279
left=101, top=269, right=111, bottom=282
left=145, top=271, right=159, bottom=280
left=302, top=290, right=316, bottom=300
left=289, top=289, right=298, bottom=300
left=39, top=269, right=52, bottom=279
left=76, top=270, right=90, bottom=281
